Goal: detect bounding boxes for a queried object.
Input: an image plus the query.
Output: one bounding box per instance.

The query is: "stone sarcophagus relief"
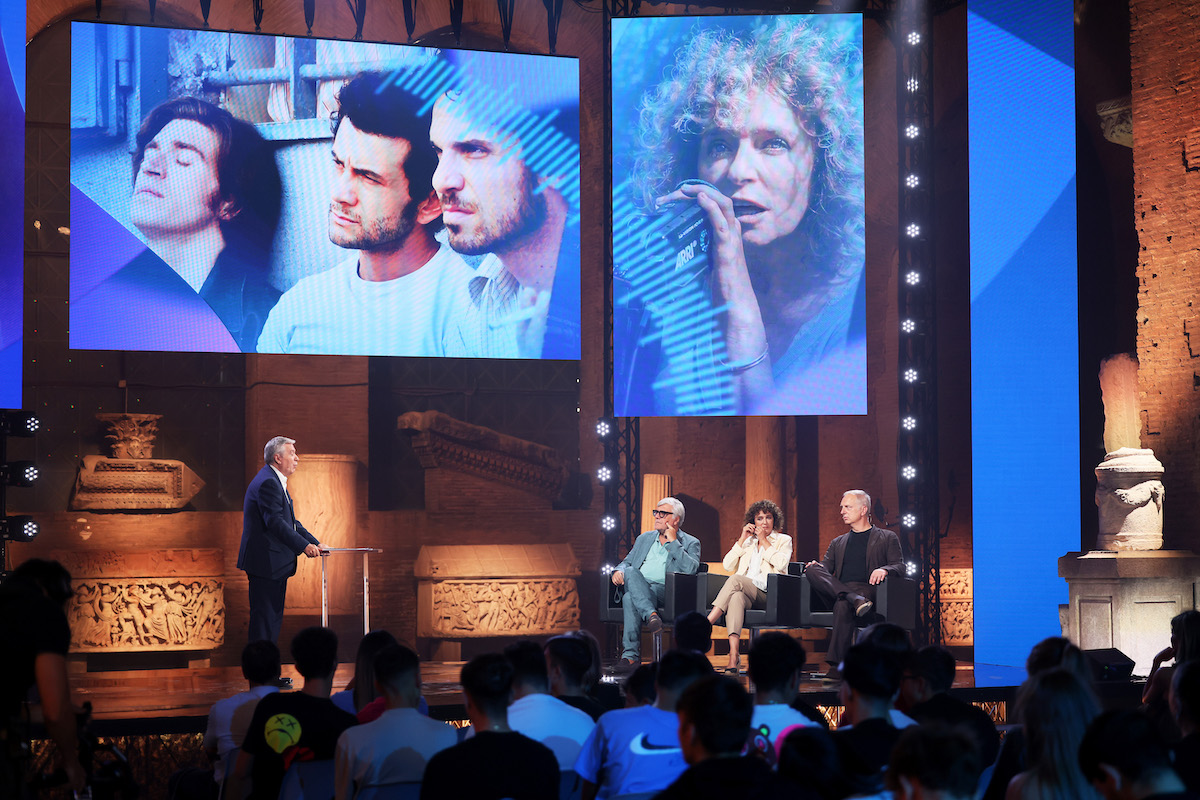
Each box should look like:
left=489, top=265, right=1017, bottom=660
left=397, top=410, right=569, bottom=503
left=416, top=544, right=580, bottom=638
left=50, top=549, right=225, bottom=652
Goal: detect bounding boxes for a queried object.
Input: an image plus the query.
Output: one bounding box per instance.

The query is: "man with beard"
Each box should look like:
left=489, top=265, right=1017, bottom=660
left=257, top=72, right=474, bottom=356
left=430, top=86, right=581, bottom=360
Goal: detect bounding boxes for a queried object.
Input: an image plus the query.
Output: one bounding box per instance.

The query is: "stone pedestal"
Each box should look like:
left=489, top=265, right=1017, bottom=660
left=1059, top=549, right=1200, bottom=675
left=1095, top=448, right=1165, bottom=551
left=287, top=454, right=358, bottom=614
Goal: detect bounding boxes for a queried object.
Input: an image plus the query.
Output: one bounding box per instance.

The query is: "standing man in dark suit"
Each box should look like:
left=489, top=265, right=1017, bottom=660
left=804, top=490, right=903, bottom=682
left=238, top=436, right=323, bottom=645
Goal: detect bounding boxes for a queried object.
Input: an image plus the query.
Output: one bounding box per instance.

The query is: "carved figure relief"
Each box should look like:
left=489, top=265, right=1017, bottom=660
left=428, top=579, right=579, bottom=637
left=70, top=579, right=225, bottom=651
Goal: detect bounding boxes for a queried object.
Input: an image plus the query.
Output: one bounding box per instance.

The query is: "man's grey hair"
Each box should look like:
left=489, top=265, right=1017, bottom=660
left=660, top=497, right=685, bottom=525
left=264, top=436, right=295, bottom=465
left=844, top=489, right=871, bottom=516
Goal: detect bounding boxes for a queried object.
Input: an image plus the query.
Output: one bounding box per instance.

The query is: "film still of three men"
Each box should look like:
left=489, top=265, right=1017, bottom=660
left=69, top=23, right=580, bottom=360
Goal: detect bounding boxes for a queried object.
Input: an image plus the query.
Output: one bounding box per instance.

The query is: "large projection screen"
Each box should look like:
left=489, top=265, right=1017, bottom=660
left=610, top=14, right=866, bottom=417
left=70, top=23, right=580, bottom=360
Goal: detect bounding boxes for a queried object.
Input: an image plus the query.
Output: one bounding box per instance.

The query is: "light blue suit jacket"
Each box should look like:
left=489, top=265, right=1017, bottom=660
left=617, top=529, right=702, bottom=582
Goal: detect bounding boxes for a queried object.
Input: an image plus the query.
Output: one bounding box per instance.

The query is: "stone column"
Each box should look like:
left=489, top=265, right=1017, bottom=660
left=641, top=474, right=673, bottom=533
left=287, top=454, right=358, bottom=614
left=745, top=417, right=785, bottom=513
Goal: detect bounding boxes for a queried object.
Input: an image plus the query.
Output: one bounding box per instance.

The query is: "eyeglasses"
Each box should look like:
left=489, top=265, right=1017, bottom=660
left=651, top=510, right=672, bottom=518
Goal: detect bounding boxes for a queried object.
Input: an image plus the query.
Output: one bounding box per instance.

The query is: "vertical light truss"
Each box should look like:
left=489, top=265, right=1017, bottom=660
left=896, top=0, right=941, bottom=645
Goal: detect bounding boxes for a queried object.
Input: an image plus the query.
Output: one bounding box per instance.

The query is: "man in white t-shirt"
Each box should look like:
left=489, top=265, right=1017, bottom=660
left=503, top=641, right=595, bottom=771
left=575, top=649, right=712, bottom=799
left=334, top=643, right=456, bottom=799
left=746, top=633, right=818, bottom=766
left=258, top=72, right=472, bottom=355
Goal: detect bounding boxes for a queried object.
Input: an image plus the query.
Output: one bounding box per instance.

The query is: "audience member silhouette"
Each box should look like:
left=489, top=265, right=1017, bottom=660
left=233, top=626, right=356, bottom=800
left=673, top=610, right=714, bottom=654
left=420, top=653, right=558, bottom=799
left=832, top=643, right=905, bottom=789
left=1079, top=709, right=1197, bottom=800
left=1005, top=667, right=1100, bottom=800
left=624, top=663, right=658, bottom=708
left=331, top=629, right=396, bottom=721
left=776, top=726, right=863, bottom=799
left=886, top=724, right=982, bottom=800
left=503, top=640, right=596, bottom=770
left=334, top=643, right=456, bottom=798
left=900, top=644, right=999, bottom=768
left=204, top=640, right=281, bottom=789
left=656, top=675, right=793, bottom=800
left=857, top=621, right=919, bottom=729
left=747, top=633, right=819, bottom=764
left=546, top=634, right=607, bottom=720
left=575, top=648, right=712, bottom=799
left=1171, top=660, right=1200, bottom=794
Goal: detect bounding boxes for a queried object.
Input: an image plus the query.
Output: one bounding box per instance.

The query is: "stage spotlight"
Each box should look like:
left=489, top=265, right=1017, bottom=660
left=596, top=464, right=614, bottom=483
left=595, top=418, right=614, bottom=439
left=1, top=461, right=39, bottom=487
left=901, top=319, right=916, bottom=333
left=905, top=560, right=918, bottom=577
left=905, top=272, right=921, bottom=286
left=0, top=515, right=39, bottom=542
left=905, top=124, right=919, bottom=139
left=905, top=174, right=919, bottom=188
left=907, top=31, right=921, bottom=46
left=906, top=223, right=920, bottom=238
left=901, top=465, right=917, bottom=480
left=0, top=410, right=40, bottom=437
left=902, top=513, right=917, bottom=528
left=906, top=77, right=919, bottom=92
left=600, top=563, right=615, bottom=575
left=901, top=416, right=917, bottom=431
left=601, top=514, right=618, bottom=533
left=904, top=368, right=918, bottom=383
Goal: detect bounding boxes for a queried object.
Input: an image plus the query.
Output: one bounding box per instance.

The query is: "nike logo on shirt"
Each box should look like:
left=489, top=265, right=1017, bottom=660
left=629, top=733, right=681, bottom=756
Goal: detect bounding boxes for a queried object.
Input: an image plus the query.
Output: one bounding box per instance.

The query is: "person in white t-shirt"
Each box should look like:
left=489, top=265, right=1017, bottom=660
left=503, top=641, right=595, bottom=771
left=333, top=643, right=456, bottom=799
left=258, top=72, right=472, bottom=356
left=204, top=640, right=282, bottom=785
left=746, top=633, right=818, bottom=766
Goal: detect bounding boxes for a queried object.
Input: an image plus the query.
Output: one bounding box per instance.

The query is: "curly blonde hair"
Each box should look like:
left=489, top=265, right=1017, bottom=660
left=632, top=16, right=864, bottom=287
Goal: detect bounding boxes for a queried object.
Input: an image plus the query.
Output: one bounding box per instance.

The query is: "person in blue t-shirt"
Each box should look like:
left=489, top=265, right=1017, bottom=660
left=575, top=649, right=711, bottom=799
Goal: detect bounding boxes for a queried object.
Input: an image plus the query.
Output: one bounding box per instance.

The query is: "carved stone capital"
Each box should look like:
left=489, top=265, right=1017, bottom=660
left=70, top=455, right=205, bottom=510
left=1096, top=96, right=1132, bottom=148
left=398, top=410, right=569, bottom=501
left=95, top=413, right=162, bottom=459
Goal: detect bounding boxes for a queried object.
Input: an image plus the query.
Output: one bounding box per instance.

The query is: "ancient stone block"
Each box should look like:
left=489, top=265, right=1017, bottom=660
left=70, top=456, right=205, bottom=510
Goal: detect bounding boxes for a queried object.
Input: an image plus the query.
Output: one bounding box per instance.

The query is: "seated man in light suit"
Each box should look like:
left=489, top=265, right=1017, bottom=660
left=610, top=497, right=701, bottom=673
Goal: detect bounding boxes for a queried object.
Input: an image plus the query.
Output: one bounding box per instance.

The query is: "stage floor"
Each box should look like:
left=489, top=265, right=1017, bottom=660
left=70, top=655, right=1032, bottom=735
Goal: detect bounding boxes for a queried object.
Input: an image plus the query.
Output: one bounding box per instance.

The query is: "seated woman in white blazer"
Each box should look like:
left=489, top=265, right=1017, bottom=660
left=706, top=499, right=793, bottom=673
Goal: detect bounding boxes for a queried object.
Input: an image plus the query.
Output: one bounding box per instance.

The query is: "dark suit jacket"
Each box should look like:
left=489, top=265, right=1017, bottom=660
left=237, top=465, right=319, bottom=580
left=820, top=525, right=903, bottom=581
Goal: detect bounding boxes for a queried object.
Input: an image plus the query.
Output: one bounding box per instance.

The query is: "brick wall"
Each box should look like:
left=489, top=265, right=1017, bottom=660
left=1130, top=0, right=1200, bottom=545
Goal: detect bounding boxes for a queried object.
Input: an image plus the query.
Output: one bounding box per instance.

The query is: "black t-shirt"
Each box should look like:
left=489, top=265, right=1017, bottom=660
left=558, top=693, right=607, bottom=722
left=241, top=691, right=356, bottom=799
left=0, top=575, right=71, bottom=718
left=655, top=755, right=808, bottom=800
left=840, top=529, right=872, bottom=584
left=909, top=692, right=1001, bottom=767
left=420, top=730, right=559, bottom=800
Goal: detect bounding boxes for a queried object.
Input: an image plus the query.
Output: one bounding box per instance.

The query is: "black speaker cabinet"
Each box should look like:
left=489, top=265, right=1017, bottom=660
left=1084, top=648, right=1135, bottom=682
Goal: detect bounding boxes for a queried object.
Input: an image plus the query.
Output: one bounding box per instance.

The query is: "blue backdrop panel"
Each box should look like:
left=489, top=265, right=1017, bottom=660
left=969, top=1, right=1079, bottom=668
